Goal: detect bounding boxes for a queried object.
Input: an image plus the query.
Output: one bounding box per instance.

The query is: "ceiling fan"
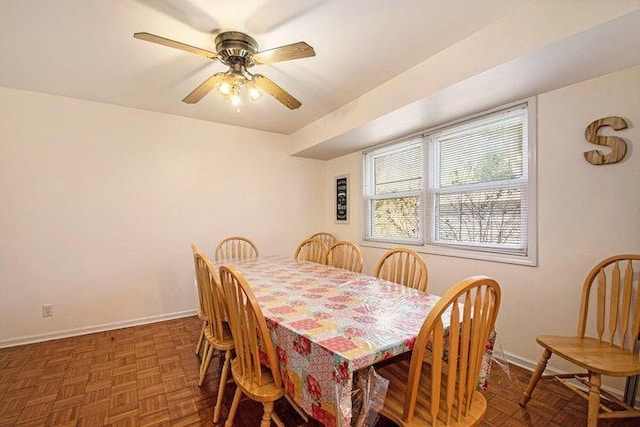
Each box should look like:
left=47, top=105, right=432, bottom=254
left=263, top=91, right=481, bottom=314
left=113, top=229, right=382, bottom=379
left=133, top=31, right=315, bottom=109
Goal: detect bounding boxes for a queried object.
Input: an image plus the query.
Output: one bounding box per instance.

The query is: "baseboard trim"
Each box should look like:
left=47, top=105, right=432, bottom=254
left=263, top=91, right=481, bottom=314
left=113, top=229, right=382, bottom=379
left=501, top=351, right=554, bottom=373
left=501, top=350, right=640, bottom=407
left=0, top=309, right=197, bottom=349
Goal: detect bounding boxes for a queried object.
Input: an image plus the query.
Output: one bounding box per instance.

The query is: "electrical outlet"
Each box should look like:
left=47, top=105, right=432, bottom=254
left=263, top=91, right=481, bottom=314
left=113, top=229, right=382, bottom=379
left=42, top=304, right=53, bottom=317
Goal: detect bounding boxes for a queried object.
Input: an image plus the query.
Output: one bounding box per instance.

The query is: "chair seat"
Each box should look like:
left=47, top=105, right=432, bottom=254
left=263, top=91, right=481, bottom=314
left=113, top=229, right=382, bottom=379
left=537, top=335, right=640, bottom=376
left=230, top=359, right=284, bottom=403
left=204, top=322, right=234, bottom=351
left=378, top=358, right=487, bottom=427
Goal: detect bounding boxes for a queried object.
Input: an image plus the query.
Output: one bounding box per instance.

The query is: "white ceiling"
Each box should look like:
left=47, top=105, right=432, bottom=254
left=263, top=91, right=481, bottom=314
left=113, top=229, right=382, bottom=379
left=1, top=1, right=640, bottom=160
left=0, top=0, right=528, bottom=135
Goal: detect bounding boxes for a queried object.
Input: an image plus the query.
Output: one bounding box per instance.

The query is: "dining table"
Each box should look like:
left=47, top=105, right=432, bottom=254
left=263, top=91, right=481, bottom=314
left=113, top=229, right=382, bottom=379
left=212, top=255, right=495, bottom=427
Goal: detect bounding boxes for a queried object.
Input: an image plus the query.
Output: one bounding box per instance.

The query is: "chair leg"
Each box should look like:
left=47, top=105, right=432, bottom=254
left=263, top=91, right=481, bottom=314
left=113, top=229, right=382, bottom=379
left=213, top=350, right=231, bottom=424
left=272, top=410, right=284, bottom=427
left=225, top=387, right=242, bottom=427
left=201, top=341, right=209, bottom=369
left=195, top=321, right=206, bottom=355
left=588, top=372, right=601, bottom=427
left=198, top=342, right=214, bottom=386
left=520, top=348, right=552, bottom=407
left=198, top=341, right=209, bottom=376
left=261, top=401, right=275, bottom=427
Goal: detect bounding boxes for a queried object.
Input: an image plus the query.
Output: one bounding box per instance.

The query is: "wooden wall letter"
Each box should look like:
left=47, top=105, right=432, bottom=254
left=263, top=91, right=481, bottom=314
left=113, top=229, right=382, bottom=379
left=584, top=116, right=628, bottom=165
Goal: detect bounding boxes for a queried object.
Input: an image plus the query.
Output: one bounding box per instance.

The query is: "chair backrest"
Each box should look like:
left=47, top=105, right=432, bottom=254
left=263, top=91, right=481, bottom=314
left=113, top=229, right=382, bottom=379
left=215, top=236, right=259, bottom=261
left=191, top=244, right=207, bottom=316
left=326, top=240, right=363, bottom=273
left=220, top=265, right=282, bottom=388
left=309, top=231, right=338, bottom=249
left=402, top=276, right=501, bottom=424
left=374, top=248, right=428, bottom=292
left=294, top=238, right=328, bottom=264
left=577, top=254, right=640, bottom=351
left=193, top=249, right=228, bottom=343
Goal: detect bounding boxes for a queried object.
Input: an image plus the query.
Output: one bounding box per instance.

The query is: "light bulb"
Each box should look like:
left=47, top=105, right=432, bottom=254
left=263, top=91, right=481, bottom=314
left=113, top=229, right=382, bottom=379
left=230, top=93, right=242, bottom=106
left=248, top=86, right=261, bottom=101
left=218, top=81, right=231, bottom=95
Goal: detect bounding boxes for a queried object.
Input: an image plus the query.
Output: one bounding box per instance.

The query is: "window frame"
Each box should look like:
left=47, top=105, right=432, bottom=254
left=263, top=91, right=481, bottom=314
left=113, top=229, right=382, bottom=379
left=362, top=98, right=538, bottom=266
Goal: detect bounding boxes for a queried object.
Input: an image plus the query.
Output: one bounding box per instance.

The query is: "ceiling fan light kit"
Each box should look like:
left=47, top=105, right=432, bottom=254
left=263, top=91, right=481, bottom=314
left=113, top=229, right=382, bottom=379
left=133, top=30, right=315, bottom=110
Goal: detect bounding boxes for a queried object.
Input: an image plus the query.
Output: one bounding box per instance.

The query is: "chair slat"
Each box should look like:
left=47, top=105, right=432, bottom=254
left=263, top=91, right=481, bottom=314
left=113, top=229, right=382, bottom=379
left=597, top=268, right=606, bottom=341
left=430, top=320, right=444, bottom=424
left=457, top=291, right=473, bottom=420
left=620, top=261, right=633, bottom=349
left=466, top=289, right=484, bottom=413
left=631, top=266, right=640, bottom=348
left=609, top=261, right=621, bottom=345
left=402, top=346, right=424, bottom=422
left=445, top=301, right=461, bottom=425
left=389, top=255, right=397, bottom=282
left=404, top=255, right=420, bottom=290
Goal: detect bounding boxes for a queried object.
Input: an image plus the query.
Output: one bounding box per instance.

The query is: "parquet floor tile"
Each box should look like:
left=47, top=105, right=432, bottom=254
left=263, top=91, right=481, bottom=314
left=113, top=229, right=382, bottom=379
left=1, top=316, right=639, bottom=426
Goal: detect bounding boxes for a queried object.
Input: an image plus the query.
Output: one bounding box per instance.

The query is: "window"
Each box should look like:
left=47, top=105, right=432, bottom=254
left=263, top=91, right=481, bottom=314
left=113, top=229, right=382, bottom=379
left=363, top=100, right=536, bottom=265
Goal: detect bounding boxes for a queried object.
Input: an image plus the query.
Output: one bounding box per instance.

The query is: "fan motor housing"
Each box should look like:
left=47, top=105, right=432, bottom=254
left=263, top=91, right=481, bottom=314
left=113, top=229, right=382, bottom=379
left=215, top=31, right=258, bottom=65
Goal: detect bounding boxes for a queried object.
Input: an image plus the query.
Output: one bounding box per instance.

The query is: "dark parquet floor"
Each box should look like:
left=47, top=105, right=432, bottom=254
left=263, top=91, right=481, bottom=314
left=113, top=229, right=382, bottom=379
left=0, top=316, right=637, bottom=426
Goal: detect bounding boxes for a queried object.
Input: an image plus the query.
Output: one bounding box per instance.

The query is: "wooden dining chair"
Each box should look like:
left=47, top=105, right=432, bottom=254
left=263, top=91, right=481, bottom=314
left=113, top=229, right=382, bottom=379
left=214, top=236, right=259, bottom=261
left=219, top=265, right=285, bottom=427
left=377, top=276, right=501, bottom=426
left=294, top=238, right=328, bottom=264
left=326, top=240, right=363, bottom=273
left=193, top=249, right=235, bottom=424
left=191, top=244, right=208, bottom=356
left=519, top=254, right=640, bottom=427
left=374, top=247, right=429, bottom=292
left=310, top=231, right=338, bottom=249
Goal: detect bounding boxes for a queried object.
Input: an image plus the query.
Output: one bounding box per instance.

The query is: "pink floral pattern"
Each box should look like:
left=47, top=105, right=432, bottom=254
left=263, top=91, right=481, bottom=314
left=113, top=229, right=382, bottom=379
left=313, top=311, right=332, bottom=319
left=332, top=361, right=350, bottom=384
left=344, top=327, right=365, bottom=337
left=277, top=346, right=287, bottom=365
left=265, top=318, right=278, bottom=330
left=306, top=374, right=322, bottom=400
left=293, top=335, right=312, bottom=356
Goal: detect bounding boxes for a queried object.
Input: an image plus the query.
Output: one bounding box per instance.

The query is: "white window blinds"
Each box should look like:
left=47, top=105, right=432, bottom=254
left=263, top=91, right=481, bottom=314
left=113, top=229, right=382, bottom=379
left=429, top=105, right=528, bottom=253
left=364, top=139, right=423, bottom=242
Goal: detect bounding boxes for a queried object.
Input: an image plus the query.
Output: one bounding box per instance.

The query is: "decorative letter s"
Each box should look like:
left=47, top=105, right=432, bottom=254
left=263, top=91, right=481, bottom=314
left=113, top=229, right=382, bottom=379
left=584, top=116, right=628, bottom=165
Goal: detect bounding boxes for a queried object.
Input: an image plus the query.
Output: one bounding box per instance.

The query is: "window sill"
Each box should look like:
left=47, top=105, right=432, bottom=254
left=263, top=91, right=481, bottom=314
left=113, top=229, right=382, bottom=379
left=360, top=239, right=537, bottom=267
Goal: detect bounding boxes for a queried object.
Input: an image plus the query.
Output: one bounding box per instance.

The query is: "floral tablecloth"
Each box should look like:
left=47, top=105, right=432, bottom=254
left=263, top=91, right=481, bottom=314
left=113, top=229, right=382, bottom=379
left=214, top=256, right=493, bottom=426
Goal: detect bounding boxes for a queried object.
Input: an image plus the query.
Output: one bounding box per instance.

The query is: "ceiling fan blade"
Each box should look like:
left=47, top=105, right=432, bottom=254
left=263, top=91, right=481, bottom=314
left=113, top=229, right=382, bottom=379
left=252, top=74, right=301, bottom=110
left=183, top=73, right=226, bottom=104
left=250, top=42, right=315, bottom=65
left=133, top=32, right=218, bottom=60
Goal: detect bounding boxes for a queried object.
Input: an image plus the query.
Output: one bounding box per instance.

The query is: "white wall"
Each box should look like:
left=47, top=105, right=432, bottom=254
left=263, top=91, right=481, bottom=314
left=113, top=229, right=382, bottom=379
left=323, top=65, right=640, bottom=389
left=0, top=88, right=325, bottom=345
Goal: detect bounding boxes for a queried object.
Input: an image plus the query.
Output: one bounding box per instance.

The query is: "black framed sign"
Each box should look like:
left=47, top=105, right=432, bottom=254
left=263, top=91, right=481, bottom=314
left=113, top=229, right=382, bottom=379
left=335, top=174, right=349, bottom=223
